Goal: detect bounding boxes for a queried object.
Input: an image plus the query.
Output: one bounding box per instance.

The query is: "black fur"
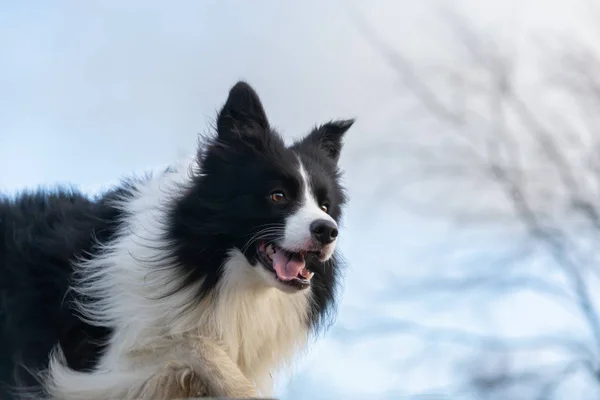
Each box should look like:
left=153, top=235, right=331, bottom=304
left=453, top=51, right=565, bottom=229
left=0, top=81, right=353, bottom=398
left=0, top=190, right=119, bottom=397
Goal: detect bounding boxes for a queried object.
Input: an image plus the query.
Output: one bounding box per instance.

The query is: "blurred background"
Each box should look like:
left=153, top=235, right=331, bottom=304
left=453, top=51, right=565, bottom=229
left=2, top=1, right=600, bottom=399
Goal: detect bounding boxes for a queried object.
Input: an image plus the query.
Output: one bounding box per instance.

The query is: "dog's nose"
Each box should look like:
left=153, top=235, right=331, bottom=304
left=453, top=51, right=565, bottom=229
left=310, top=219, right=339, bottom=245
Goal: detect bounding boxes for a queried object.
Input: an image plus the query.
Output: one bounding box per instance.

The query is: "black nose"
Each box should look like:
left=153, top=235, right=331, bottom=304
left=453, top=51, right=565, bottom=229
left=310, top=219, right=339, bottom=245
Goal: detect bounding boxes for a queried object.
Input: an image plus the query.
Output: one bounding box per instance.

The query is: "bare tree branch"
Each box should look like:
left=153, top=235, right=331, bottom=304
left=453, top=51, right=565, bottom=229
left=352, top=9, right=600, bottom=399
left=335, top=320, right=593, bottom=360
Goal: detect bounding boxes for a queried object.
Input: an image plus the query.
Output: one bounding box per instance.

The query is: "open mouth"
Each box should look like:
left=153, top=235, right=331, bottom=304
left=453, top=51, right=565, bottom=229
left=257, top=241, right=316, bottom=290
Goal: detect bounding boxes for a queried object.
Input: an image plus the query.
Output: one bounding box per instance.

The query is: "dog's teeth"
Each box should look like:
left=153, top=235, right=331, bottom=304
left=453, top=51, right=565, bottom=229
left=266, top=244, right=274, bottom=255
left=307, top=272, right=314, bottom=280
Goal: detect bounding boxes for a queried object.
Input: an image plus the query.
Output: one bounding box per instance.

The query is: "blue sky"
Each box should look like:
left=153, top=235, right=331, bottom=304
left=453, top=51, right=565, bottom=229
left=2, top=1, right=598, bottom=398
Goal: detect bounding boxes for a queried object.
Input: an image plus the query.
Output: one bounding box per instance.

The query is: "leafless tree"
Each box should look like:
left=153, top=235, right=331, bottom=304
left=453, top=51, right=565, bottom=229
left=344, top=7, right=600, bottom=400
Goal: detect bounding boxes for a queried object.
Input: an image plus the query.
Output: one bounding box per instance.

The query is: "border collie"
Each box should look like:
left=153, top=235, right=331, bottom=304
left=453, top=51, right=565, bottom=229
left=0, top=81, right=354, bottom=399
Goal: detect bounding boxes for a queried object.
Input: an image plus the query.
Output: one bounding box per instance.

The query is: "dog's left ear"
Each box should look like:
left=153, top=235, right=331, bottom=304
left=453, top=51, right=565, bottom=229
left=216, top=81, right=270, bottom=144
left=300, top=119, right=355, bottom=163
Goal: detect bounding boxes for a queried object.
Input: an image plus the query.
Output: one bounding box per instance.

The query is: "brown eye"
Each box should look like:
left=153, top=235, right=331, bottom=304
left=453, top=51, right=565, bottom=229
left=320, top=203, right=329, bottom=213
left=270, top=191, right=286, bottom=203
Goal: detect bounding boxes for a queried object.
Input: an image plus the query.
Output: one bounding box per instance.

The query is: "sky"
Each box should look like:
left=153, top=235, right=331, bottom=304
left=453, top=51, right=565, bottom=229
left=2, top=1, right=599, bottom=399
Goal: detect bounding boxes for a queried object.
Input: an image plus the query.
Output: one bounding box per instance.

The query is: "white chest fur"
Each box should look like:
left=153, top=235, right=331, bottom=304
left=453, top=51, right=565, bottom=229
left=193, top=251, right=312, bottom=393
left=86, top=251, right=312, bottom=397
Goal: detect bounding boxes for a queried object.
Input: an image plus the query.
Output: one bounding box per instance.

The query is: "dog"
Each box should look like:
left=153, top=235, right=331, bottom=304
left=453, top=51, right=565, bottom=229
left=0, top=81, right=354, bottom=399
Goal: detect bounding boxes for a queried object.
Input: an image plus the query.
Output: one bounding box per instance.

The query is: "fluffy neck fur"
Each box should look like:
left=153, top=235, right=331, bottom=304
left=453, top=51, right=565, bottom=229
left=60, top=157, right=311, bottom=396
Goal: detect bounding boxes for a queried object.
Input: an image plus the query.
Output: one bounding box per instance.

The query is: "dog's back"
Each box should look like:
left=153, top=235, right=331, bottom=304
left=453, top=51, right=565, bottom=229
left=0, top=190, right=112, bottom=398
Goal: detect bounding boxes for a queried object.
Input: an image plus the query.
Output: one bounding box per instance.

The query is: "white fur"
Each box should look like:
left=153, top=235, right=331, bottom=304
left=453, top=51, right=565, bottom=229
left=44, top=156, right=312, bottom=399
left=281, top=160, right=337, bottom=259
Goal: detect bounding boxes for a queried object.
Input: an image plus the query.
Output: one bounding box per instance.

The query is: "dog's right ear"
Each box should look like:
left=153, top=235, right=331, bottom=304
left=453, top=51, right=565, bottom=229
left=216, top=81, right=270, bottom=143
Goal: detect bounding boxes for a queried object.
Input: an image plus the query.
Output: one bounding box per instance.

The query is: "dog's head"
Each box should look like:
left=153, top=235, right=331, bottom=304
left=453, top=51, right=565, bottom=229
left=173, top=82, right=353, bottom=294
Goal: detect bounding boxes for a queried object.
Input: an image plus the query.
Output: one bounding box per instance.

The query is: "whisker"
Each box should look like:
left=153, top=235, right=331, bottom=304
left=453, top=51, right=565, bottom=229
left=240, top=227, right=285, bottom=253
left=241, top=235, right=284, bottom=253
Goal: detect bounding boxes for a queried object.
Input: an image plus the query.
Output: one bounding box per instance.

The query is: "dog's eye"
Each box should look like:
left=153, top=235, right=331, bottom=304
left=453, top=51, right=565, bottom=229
left=270, top=191, right=287, bottom=203
left=320, top=203, right=329, bottom=213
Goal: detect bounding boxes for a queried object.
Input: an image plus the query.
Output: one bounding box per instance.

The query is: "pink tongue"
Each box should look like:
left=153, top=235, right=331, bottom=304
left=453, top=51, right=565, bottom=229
left=272, top=251, right=305, bottom=281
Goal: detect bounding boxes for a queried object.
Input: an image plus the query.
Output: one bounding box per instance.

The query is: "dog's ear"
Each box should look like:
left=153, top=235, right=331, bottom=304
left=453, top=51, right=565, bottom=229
left=216, top=81, right=270, bottom=143
left=300, top=119, right=354, bottom=163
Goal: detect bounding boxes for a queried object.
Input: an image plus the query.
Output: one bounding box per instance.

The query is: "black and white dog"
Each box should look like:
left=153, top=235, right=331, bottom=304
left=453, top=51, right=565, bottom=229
left=0, top=82, right=353, bottom=399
